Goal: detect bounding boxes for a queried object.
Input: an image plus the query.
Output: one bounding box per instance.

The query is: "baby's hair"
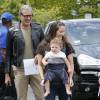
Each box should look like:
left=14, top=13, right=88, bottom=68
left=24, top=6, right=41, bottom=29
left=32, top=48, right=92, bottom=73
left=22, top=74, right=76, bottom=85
left=50, top=37, right=62, bottom=47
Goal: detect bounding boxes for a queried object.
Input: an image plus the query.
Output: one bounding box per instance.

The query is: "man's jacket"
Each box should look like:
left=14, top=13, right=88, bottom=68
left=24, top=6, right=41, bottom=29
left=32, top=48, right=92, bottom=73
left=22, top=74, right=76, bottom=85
left=5, top=22, right=44, bottom=73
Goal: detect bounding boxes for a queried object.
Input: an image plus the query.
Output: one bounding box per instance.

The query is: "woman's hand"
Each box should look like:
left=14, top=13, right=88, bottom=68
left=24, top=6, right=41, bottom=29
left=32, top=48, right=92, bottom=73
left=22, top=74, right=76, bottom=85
left=5, top=73, right=11, bottom=86
left=69, top=78, right=74, bottom=87
left=43, top=62, right=48, bottom=66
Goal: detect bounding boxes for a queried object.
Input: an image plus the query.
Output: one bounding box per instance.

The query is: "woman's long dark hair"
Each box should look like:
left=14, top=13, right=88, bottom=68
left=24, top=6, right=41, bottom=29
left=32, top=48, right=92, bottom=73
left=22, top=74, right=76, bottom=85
left=36, top=20, right=74, bottom=56
left=45, top=21, right=69, bottom=45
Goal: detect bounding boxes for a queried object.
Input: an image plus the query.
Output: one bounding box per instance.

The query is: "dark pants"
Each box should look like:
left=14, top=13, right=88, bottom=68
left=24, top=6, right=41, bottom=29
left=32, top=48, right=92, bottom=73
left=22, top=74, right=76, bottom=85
left=0, top=63, right=17, bottom=100
left=0, top=63, right=5, bottom=96
left=0, top=73, right=5, bottom=97
left=45, top=81, right=68, bottom=100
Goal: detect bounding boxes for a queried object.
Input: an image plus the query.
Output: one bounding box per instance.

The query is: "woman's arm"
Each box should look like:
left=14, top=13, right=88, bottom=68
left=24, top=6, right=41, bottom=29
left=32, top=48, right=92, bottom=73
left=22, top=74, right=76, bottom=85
left=36, top=39, right=48, bottom=57
left=65, top=43, right=74, bottom=77
left=64, top=58, right=71, bottom=73
left=67, top=53, right=74, bottom=86
left=36, top=54, right=44, bottom=80
left=42, top=58, right=48, bottom=66
left=35, top=39, right=47, bottom=79
left=67, top=54, right=74, bottom=77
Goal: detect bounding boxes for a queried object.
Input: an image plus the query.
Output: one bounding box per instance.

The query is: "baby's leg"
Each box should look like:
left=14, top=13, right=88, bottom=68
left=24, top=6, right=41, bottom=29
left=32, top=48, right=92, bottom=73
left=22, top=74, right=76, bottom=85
left=65, top=84, right=72, bottom=95
left=44, top=80, right=50, bottom=97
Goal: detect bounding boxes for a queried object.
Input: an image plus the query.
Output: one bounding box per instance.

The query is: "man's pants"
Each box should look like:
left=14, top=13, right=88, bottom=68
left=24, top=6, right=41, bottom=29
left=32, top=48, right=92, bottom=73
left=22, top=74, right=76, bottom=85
left=13, top=68, right=44, bottom=100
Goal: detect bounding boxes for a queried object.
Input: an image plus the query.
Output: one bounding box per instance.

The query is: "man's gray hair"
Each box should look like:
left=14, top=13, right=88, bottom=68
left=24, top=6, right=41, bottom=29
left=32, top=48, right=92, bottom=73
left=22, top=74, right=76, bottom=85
left=19, top=5, right=32, bottom=15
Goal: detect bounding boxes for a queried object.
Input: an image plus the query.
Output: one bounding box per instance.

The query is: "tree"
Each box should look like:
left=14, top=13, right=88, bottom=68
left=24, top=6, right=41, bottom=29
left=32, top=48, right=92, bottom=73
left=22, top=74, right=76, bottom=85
left=0, top=0, right=99, bottom=25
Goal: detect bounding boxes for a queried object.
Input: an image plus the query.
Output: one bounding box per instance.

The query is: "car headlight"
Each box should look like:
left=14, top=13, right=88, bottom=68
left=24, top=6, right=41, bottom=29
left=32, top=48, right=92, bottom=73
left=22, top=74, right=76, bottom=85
left=78, top=54, right=100, bottom=65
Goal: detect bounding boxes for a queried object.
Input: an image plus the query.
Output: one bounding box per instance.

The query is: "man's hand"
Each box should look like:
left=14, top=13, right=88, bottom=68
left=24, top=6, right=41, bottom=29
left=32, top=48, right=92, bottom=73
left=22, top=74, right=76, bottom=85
left=5, top=73, right=11, bottom=86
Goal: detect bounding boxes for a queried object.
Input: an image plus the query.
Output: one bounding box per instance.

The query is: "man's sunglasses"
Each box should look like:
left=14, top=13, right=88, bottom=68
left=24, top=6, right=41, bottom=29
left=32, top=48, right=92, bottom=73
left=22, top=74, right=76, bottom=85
left=21, top=13, right=32, bottom=18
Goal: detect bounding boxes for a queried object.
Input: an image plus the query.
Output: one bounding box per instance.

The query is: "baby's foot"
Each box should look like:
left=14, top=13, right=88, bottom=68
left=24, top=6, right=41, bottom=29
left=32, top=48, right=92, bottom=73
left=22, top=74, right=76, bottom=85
left=66, top=89, right=72, bottom=95
left=44, top=91, right=50, bottom=97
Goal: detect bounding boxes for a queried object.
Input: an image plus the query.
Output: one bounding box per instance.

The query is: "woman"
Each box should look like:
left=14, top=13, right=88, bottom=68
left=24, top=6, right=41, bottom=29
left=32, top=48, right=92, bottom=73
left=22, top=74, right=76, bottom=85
left=36, top=21, right=74, bottom=100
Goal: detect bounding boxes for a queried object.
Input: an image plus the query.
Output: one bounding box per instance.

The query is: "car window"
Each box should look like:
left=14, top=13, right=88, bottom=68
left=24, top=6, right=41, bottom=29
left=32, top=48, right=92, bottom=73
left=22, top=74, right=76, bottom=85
left=67, top=21, right=100, bottom=45
left=44, top=19, right=100, bottom=45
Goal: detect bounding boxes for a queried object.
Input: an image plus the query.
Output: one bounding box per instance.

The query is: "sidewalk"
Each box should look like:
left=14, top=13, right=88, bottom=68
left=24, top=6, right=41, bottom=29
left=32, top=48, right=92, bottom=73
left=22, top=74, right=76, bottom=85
left=27, top=85, right=59, bottom=100
left=27, top=85, right=35, bottom=100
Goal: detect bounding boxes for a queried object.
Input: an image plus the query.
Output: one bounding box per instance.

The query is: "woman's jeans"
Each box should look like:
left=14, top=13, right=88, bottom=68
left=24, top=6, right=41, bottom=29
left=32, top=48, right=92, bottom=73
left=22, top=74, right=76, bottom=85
left=45, top=81, right=68, bottom=100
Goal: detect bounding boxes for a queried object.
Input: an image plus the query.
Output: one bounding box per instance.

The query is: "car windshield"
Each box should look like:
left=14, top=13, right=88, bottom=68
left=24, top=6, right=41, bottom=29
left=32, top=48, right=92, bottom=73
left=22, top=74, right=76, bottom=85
left=66, top=21, right=100, bottom=45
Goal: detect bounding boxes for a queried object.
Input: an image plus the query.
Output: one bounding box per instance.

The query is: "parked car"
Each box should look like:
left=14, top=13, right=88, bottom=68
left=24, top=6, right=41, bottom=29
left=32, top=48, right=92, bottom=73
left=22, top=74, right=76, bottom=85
left=44, top=18, right=100, bottom=100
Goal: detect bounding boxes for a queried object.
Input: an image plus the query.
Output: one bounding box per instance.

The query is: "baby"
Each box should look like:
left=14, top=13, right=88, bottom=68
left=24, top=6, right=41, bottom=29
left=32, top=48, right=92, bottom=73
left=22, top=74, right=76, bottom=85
left=41, top=37, right=72, bottom=97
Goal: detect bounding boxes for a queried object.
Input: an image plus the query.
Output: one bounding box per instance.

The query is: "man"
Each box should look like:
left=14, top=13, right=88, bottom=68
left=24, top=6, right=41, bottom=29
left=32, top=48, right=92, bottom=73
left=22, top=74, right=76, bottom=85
left=5, top=5, right=44, bottom=100
left=0, top=12, right=17, bottom=99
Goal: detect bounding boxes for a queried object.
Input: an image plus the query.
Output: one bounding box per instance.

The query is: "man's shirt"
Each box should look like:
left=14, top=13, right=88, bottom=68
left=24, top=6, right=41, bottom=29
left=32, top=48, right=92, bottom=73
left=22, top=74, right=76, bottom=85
left=0, top=25, right=8, bottom=63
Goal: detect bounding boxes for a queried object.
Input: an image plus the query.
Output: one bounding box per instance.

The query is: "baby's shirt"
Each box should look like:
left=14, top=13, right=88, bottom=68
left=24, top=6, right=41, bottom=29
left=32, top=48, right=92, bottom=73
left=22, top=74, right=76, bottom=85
left=44, top=51, right=66, bottom=64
